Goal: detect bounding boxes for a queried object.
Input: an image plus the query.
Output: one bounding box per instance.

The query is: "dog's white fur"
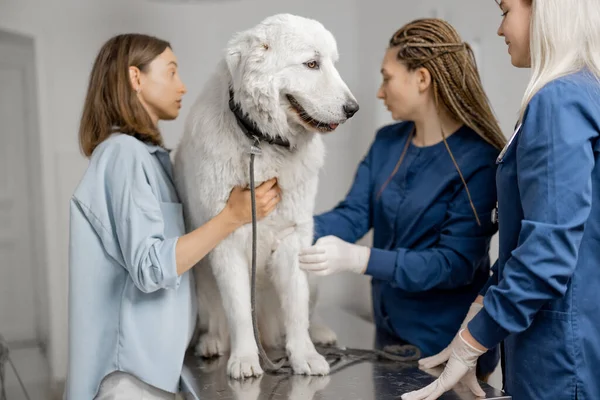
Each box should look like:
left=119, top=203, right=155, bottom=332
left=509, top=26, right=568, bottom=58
left=173, top=14, right=358, bottom=379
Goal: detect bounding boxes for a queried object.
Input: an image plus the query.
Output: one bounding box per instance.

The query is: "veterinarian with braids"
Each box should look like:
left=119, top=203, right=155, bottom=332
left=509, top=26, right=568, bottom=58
left=403, top=0, right=600, bottom=399
left=299, top=18, right=505, bottom=383
left=65, top=34, right=280, bottom=400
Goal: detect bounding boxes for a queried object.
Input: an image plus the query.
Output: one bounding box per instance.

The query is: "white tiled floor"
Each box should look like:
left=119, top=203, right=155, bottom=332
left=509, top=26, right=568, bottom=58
left=2, top=346, right=51, bottom=400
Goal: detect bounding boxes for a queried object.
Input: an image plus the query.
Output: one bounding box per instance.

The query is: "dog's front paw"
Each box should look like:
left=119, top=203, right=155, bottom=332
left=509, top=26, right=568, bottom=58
left=227, top=352, right=264, bottom=379
left=309, top=323, right=337, bottom=346
left=289, top=351, right=330, bottom=376
left=195, top=333, right=228, bottom=358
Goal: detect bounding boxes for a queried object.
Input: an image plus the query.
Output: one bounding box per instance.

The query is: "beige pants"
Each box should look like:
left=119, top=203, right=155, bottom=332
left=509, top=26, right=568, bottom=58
left=94, top=371, right=187, bottom=400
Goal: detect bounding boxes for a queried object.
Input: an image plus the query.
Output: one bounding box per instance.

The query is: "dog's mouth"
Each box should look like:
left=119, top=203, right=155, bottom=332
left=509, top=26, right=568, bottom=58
left=286, top=95, right=340, bottom=133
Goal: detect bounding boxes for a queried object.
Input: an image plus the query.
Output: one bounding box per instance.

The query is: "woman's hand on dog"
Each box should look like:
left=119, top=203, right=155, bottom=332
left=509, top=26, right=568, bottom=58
left=175, top=178, right=281, bottom=275
left=225, top=177, right=281, bottom=226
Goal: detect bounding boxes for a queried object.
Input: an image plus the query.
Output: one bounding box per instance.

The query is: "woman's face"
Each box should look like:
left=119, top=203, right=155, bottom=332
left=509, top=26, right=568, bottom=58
left=497, top=0, right=533, bottom=68
left=377, top=47, right=429, bottom=121
left=131, top=47, right=187, bottom=124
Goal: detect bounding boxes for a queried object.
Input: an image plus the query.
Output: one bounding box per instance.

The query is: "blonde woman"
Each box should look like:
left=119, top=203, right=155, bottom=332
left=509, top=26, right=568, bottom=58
left=298, top=18, right=506, bottom=382
left=403, top=0, right=600, bottom=399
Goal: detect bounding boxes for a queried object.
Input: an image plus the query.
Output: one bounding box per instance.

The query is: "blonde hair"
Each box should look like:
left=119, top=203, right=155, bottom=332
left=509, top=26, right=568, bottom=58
left=520, top=0, right=600, bottom=119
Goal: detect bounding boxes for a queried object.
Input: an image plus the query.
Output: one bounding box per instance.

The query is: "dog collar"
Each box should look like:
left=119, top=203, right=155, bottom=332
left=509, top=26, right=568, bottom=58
left=228, top=89, right=292, bottom=149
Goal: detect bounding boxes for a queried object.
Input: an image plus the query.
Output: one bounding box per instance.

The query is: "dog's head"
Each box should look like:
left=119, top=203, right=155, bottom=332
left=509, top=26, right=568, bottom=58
left=226, top=14, right=358, bottom=140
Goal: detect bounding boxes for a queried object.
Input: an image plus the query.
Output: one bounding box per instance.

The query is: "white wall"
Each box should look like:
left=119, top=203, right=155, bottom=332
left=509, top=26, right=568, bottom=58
left=0, top=0, right=530, bottom=386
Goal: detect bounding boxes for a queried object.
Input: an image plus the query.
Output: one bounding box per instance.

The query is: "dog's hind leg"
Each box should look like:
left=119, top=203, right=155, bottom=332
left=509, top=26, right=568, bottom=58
left=308, top=321, right=338, bottom=347
left=210, top=240, right=264, bottom=379
left=307, top=277, right=338, bottom=346
left=256, top=284, right=285, bottom=350
left=269, top=233, right=330, bottom=376
left=194, top=260, right=230, bottom=358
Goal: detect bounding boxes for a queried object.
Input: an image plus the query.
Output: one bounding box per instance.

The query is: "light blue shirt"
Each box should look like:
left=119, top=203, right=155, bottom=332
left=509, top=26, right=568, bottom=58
left=65, top=133, right=197, bottom=399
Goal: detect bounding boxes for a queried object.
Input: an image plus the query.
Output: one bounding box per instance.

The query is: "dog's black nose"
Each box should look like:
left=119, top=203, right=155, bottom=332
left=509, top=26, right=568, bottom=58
left=343, top=101, right=359, bottom=119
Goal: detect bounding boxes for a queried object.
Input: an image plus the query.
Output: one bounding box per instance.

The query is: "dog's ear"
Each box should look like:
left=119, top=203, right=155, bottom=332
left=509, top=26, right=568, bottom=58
left=225, top=33, right=245, bottom=88
left=226, top=28, right=268, bottom=91
left=226, top=30, right=254, bottom=91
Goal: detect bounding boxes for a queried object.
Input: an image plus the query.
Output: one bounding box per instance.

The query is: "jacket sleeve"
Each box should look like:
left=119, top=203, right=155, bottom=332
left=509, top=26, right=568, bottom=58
left=75, top=141, right=181, bottom=293
left=365, top=160, right=498, bottom=292
left=468, top=81, right=598, bottom=349
left=479, top=259, right=499, bottom=296
left=313, top=143, right=375, bottom=244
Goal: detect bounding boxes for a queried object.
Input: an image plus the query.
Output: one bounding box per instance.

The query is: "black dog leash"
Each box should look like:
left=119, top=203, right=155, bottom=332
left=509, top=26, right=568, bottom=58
left=248, top=137, right=286, bottom=372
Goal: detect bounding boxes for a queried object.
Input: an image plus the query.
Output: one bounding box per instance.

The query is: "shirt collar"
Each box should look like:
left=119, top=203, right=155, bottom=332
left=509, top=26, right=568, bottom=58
left=143, top=142, right=171, bottom=155
left=109, top=128, right=170, bottom=154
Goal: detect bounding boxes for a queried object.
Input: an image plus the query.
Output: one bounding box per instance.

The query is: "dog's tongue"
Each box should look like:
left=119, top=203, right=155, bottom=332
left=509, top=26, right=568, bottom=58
left=329, top=123, right=339, bottom=130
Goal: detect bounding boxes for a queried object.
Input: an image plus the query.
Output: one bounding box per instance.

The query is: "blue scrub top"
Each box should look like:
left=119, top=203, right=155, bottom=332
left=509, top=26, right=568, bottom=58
left=314, top=121, right=500, bottom=358
left=469, top=69, right=600, bottom=399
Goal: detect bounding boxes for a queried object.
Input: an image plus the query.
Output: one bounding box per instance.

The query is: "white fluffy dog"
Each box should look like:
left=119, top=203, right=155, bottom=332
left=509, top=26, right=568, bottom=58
left=173, top=14, right=359, bottom=379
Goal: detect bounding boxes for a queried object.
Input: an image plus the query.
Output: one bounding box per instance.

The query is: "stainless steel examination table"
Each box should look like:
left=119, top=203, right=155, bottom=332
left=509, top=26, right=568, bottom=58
left=180, top=307, right=511, bottom=400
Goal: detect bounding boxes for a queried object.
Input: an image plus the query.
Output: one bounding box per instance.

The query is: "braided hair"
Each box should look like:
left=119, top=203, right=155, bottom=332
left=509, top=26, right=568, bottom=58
left=387, top=18, right=507, bottom=225
left=390, top=18, right=506, bottom=150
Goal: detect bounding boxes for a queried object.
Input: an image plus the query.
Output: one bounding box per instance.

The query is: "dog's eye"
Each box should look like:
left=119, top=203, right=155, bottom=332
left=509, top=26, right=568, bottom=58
left=304, top=61, right=320, bottom=70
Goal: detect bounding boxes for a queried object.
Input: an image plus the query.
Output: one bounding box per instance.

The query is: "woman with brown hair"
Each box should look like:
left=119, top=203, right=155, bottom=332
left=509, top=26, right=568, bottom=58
left=299, top=17, right=505, bottom=387
left=65, top=34, right=280, bottom=399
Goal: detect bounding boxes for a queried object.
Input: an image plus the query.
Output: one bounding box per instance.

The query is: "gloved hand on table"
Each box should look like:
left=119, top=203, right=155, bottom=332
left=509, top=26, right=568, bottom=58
left=401, top=329, right=487, bottom=400
left=418, top=302, right=483, bottom=370
left=298, top=235, right=370, bottom=276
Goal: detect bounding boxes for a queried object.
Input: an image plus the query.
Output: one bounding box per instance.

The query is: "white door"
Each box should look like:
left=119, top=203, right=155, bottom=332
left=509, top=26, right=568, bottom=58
left=0, top=34, right=41, bottom=345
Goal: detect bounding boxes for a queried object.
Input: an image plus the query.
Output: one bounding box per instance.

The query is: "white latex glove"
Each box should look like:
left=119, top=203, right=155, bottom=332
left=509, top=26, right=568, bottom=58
left=418, top=302, right=483, bottom=369
left=401, top=330, right=486, bottom=400
left=298, top=235, right=370, bottom=276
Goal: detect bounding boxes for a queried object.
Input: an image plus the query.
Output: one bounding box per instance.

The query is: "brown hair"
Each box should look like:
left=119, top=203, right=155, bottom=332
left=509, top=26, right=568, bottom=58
left=385, top=18, right=507, bottom=225
left=390, top=18, right=506, bottom=150
left=78, top=34, right=171, bottom=157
